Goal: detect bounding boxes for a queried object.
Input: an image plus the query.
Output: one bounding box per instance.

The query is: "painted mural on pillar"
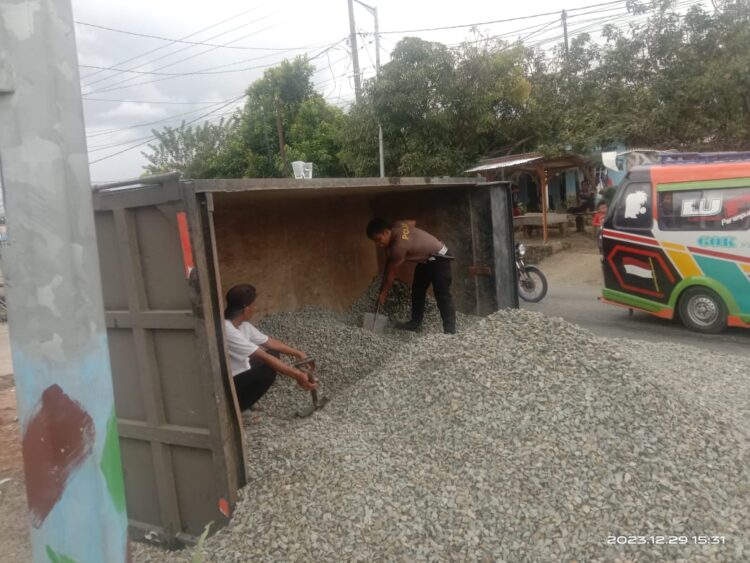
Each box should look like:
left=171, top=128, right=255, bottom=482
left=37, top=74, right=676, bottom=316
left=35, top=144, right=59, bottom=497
left=11, top=338, right=129, bottom=563
left=22, top=385, right=95, bottom=528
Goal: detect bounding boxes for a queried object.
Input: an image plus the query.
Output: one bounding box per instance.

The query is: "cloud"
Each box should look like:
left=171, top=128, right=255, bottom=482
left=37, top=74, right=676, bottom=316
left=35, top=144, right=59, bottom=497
left=99, top=102, right=167, bottom=121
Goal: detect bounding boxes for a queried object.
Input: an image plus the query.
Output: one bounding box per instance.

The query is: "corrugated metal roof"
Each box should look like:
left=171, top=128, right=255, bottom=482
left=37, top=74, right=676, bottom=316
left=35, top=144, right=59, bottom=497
left=465, top=154, right=543, bottom=173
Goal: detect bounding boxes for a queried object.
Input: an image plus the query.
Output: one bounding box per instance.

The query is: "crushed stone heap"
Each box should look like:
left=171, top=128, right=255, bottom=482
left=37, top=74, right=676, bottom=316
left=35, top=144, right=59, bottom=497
left=135, top=306, right=749, bottom=563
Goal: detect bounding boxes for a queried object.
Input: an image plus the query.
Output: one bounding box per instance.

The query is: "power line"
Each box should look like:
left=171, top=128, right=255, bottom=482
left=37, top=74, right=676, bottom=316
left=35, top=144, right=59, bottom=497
left=87, top=41, right=353, bottom=159
left=79, top=7, right=261, bottom=82
left=82, top=13, right=283, bottom=92
left=80, top=38, right=346, bottom=78
left=86, top=37, right=345, bottom=95
left=83, top=97, right=227, bottom=105
left=89, top=94, right=246, bottom=164
left=76, top=20, right=331, bottom=52
left=522, top=0, right=703, bottom=51
left=86, top=109, right=240, bottom=151
left=377, top=0, right=627, bottom=35
left=86, top=96, right=244, bottom=138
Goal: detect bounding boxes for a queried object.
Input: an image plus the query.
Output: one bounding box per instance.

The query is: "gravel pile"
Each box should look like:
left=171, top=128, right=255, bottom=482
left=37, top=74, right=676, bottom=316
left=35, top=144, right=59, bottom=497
left=254, top=307, right=396, bottom=418
left=618, top=339, right=750, bottom=437
left=347, top=274, right=448, bottom=334
left=134, top=309, right=749, bottom=562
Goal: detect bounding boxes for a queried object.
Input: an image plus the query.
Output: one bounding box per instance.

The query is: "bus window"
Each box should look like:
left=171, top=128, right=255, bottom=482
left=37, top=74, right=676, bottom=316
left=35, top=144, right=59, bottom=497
left=614, top=182, right=652, bottom=230
left=658, top=187, right=750, bottom=231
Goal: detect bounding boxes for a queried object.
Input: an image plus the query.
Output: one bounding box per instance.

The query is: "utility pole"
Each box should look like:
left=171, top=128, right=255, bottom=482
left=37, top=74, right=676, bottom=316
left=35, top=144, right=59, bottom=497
left=354, top=0, right=385, bottom=177
left=274, top=97, right=289, bottom=176
left=561, top=9, right=570, bottom=65
left=0, top=1, right=128, bottom=562
left=348, top=0, right=363, bottom=103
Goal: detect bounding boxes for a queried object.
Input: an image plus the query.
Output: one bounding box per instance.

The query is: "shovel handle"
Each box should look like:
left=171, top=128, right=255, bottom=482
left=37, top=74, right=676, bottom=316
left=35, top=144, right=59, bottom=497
left=292, top=356, right=316, bottom=369
left=299, top=367, right=319, bottom=407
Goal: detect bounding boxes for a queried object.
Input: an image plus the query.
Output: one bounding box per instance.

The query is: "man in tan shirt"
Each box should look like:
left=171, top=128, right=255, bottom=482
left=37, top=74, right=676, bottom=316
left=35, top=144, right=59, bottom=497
left=366, top=217, right=456, bottom=334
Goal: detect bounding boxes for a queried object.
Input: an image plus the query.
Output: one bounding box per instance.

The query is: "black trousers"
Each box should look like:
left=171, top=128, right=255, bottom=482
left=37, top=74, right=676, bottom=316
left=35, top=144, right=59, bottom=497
left=233, top=350, right=279, bottom=411
left=411, top=257, right=456, bottom=333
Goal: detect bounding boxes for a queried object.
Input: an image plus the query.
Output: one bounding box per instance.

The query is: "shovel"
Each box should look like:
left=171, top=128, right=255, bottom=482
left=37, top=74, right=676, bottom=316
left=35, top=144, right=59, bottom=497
left=293, top=356, right=329, bottom=418
left=362, top=303, right=388, bottom=335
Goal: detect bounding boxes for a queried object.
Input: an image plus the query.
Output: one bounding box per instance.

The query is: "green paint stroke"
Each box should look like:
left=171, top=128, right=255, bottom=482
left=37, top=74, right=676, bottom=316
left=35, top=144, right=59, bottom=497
left=46, top=545, right=78, bottom=563
left=100, top=410, right=127, bottom=513
left=657, top=177, right=750, bottom=191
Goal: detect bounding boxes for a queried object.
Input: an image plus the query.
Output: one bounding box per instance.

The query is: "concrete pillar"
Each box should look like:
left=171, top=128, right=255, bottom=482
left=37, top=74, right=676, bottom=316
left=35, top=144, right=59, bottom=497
left=0, top=1, right=128, bottom=562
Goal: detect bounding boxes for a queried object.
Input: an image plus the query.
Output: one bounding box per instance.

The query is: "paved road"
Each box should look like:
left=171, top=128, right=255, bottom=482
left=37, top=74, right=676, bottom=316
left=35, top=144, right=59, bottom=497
left=522, top=277, right=750, bottom=358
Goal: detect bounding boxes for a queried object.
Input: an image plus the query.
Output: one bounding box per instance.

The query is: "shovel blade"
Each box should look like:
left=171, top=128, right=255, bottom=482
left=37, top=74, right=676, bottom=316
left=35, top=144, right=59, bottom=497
left=296, top=404, right=317, bottom=418
left=362, top=312, right=387, bottom=334
left=295, top=396, right=330, bottom=418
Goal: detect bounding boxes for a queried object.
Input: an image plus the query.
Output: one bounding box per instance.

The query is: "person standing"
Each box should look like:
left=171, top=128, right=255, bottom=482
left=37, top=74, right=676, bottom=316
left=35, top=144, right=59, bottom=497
left=366, top=218, right=456, bottom=334
left=223, top=284, right=315, bottom=411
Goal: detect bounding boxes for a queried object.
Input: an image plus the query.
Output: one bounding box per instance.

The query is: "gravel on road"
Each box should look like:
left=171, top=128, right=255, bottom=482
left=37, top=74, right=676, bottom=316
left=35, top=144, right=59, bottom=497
left=134, top=300, right=749, bottom=562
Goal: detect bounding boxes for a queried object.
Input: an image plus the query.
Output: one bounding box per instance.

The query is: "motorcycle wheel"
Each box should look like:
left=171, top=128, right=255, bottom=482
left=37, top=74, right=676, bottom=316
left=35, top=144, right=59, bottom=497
left=517, top=266, right=548, bottom=302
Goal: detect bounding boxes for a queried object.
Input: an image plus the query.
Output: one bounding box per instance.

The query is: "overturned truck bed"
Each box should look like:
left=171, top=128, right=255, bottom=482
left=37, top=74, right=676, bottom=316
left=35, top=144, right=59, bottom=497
left=91, top=174, right=517, bottom=546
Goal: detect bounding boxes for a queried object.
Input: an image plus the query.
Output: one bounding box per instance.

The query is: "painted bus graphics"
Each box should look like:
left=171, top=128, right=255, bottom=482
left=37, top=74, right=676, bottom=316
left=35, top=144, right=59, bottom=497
left=600, top=160, right=750, bottom=333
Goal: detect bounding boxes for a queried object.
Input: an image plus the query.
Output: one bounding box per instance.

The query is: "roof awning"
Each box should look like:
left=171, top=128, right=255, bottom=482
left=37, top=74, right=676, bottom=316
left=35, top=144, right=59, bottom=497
left=465, top=153, right=543, bottom=174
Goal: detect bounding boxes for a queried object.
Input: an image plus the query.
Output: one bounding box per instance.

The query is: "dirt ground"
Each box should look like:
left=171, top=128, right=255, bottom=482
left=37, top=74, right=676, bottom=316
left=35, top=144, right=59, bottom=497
left=0, top=322, right=30, bottom=562
left=523, top=231, right=603, bottom=285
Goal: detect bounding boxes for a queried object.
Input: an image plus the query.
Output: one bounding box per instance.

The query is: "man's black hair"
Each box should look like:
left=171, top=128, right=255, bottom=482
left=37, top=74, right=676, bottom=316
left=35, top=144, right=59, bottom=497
left=224, top=284, right=257, bottom=319
left=366, top=217, right=389, bottom=239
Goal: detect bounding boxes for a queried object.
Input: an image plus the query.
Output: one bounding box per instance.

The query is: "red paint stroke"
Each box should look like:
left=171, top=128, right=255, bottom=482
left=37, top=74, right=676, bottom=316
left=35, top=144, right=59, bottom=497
left=22, top=384, right=95, bottom=528
left=688, top=245, right=750, bottom=264
left=176, top=212, right=195, bottom=278
left=219, top=497, right=230, bottom=518
left=622, top=256, right=652, bottom=270
left=606, top=244, right=674, bottom=299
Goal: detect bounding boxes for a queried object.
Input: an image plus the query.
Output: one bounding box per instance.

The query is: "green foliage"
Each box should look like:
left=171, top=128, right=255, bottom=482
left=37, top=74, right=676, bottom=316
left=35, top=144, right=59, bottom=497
left=45, top=545, right=77, bottom=563
left=142, top=118, right=239, bottom=179
left=142, top=56, right=346, bottom=179
left=287, top=97, right=347, bottom=177
left=528, top=0, right=750, bottom=153
left=341, top=37, right=531, bottom=176
left=142, top=1, right=750, bottom=179
left=191, top=522, right=213, bottom=563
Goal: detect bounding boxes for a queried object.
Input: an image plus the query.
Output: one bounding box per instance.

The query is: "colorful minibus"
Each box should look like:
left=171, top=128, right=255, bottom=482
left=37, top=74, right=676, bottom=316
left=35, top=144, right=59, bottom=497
left=600, top=153, right=750, bottom=333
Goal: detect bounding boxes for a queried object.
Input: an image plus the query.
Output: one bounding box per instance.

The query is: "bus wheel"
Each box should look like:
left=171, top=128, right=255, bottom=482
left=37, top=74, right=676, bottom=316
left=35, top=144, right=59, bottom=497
left=678, top=287, right=727, bottom=334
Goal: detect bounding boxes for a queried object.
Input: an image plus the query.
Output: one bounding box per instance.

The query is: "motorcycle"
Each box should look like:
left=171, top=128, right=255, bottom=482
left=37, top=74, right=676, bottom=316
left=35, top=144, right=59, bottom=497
left=516, top=243, right=548, bottom=302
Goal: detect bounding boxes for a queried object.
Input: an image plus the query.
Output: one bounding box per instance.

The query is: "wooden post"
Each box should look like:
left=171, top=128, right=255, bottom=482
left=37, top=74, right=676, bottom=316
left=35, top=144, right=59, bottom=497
left=538, top=165, right=549, bottom=244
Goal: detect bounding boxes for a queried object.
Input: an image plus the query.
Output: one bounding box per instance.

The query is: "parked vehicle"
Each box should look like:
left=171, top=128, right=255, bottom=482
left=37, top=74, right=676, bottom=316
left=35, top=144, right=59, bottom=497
left=516, top=242, right=548, bottom=302
left=600, top=152, right=750, bottom=333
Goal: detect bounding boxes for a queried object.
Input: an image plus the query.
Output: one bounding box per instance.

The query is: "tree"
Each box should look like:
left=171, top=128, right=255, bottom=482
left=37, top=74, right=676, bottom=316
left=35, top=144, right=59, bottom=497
left=141, top=117, right=238, bottom=178
left=143, top=56, right=347, bottom=178
left=340, top=37, right=530, bottom=176
left=287, top=97, right=347, bottom=177
left=516, top=0, right=750, bottom=154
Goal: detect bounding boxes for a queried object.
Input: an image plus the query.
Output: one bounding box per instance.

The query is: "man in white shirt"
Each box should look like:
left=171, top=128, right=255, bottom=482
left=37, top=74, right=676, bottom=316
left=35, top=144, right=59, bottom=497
left=224, top=284, right=315, bottom=411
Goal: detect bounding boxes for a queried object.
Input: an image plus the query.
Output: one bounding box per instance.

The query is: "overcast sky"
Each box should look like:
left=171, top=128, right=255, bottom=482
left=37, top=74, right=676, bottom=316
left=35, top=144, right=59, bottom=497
left=71, top=0, right=709, bottom=182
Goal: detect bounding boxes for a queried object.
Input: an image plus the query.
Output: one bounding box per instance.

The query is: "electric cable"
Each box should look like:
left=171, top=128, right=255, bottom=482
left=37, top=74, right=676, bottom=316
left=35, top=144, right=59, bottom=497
left=83, top=15, right=285, bottom=93
left=86, top=96, right=243, bottom=139
left=83, top=97, right=227, bottom=105
left=89, top=94, right=246, bottom=163
left=86, top=32, right=341, bottom=95
left=78, top=6, right=261, bottom=81
left=377, top=0, right=628, bottom=35
left=82, top=11, right=279, bottom=89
